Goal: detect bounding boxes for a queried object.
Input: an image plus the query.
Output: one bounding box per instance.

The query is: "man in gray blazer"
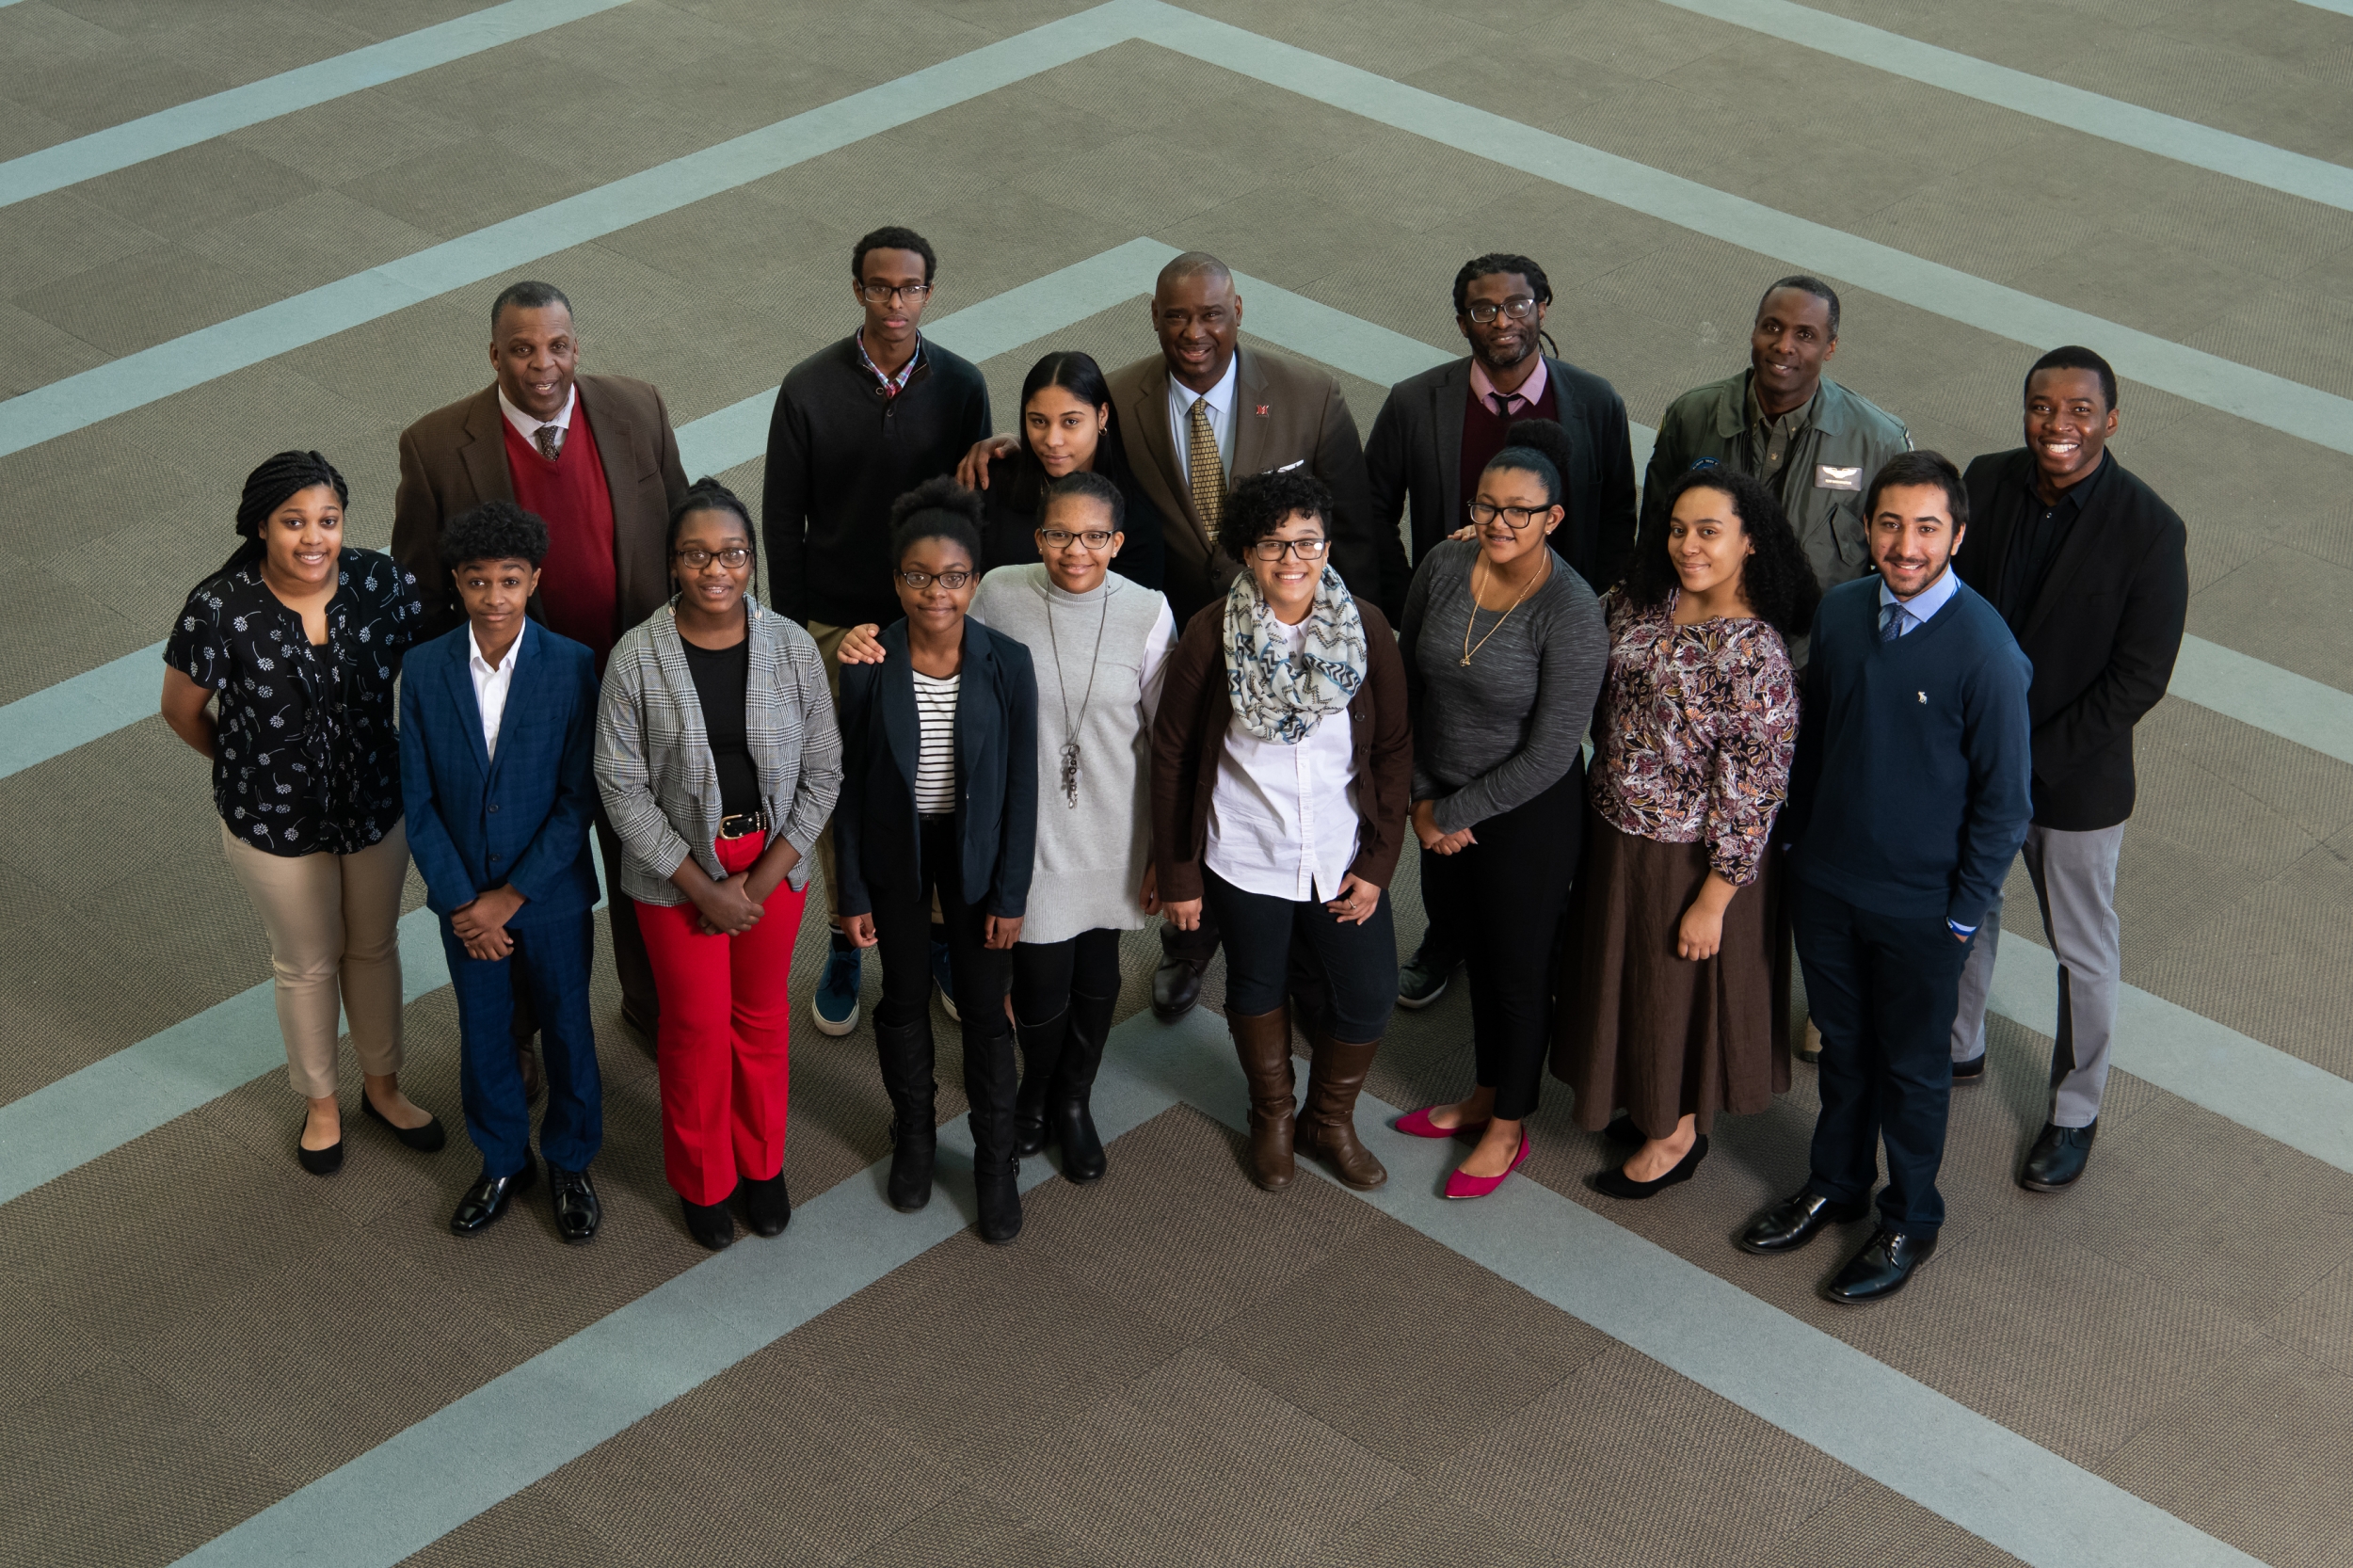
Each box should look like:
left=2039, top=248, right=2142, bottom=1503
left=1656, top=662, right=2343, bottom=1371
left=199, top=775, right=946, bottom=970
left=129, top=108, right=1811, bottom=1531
left=1365, top=252, right=1638, bottom=1008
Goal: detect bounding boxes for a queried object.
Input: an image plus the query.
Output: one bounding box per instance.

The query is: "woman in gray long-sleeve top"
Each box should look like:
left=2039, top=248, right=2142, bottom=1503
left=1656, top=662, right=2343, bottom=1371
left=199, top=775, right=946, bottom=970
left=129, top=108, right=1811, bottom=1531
left=1391, top=428, right=1608, bottom=1199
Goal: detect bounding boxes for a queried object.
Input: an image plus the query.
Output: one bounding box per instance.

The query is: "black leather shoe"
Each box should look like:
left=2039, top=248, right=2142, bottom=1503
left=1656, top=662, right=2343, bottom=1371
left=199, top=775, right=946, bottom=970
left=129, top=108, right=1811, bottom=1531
left=2019, top=1119, right=2096, bottom=1192
left=452, top=1157, right=536, bottom=1236
left=296, top=1134, right=344, bottom=1176
left=1396, top=946, right=1455, bottom=1010
left=1152, top=954, right=1206, bottom=1020
left=1592, top=1134, right=1709, bottom=1200
left=975, top=1160, right=1022, bottom=1245
left=1825, top=1226, right=1937, bottom=1304
left=548, top=1164, right=600, bottom=1243
left=742, top=1171, right=791, bottom=1237
left=1952, top=1053, right=1987, bottom=1086
left=681, top=1194, right=735, bottom=1251
left=1738, top=1189, right=1868, bottom=1255
left=360, top=1090, right=446, bottom=1153
left=888, top=1116, right=936, bottom=1213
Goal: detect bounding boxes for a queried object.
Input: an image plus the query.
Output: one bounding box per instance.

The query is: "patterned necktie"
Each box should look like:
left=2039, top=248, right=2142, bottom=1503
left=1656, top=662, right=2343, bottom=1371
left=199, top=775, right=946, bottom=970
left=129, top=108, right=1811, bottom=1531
left=1880, top=602, right=1905, bottom=642
left=534, top=424, right=561, bottom=461
left=1185, top=396, right=1225, bottom=532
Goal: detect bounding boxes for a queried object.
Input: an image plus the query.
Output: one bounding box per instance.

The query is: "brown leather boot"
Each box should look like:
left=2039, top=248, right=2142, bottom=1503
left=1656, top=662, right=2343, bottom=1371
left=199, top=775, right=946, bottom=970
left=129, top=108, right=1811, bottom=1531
left=1297, top=1032, right=1387, bottom=1190
left=1227, top=1006, right=1298, bottom=1191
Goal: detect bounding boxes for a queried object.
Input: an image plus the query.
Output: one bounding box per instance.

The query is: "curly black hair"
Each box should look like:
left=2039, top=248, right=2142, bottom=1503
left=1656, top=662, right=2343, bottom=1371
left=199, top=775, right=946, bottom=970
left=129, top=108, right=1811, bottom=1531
left=1217, top=469, right=1333, bottom=566
left=888, top=473, right=985, bottom=566
left=1624, top=467, right=1820, bottom=640
left=440, top=499, right=549, bottom=570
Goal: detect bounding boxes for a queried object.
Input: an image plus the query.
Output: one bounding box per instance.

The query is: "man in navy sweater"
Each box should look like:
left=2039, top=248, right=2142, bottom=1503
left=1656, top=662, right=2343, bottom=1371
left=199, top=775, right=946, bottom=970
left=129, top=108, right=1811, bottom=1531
left=1741, top=451, right=2032, bottom=1304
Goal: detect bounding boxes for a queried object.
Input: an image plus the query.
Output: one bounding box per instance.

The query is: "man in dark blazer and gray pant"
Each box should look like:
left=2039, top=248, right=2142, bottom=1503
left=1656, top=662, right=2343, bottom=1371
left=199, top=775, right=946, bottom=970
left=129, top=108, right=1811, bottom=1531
left=1947, top=345, right=2188, bottom=1193
left=1363, top=251, right=1637, bottom=1008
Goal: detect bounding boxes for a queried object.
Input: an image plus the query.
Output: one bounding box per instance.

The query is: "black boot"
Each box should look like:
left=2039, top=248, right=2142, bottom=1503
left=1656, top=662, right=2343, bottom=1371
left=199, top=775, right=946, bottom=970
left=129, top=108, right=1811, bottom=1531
left=966, top=1020, right=1023, bottom=1245
left=874, top=1015, right=936, bottom=1213
left=1052, top=988, right=1114, bottom=1184
left=1012, top=1005, right=1068, bottom=1160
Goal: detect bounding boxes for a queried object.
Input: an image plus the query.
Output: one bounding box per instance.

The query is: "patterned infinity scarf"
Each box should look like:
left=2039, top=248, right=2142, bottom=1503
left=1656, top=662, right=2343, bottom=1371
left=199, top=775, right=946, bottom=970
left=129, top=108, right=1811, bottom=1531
left=1222, top=564, right=1369, bottom=744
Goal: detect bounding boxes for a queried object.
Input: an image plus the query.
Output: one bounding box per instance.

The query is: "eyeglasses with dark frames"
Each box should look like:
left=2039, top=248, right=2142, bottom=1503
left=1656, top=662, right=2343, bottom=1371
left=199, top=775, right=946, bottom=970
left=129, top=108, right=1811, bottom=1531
left=1463, top=296, right=1540, bottom=324
left=1037, top=527, right=1117, bottom=551
left=858, top=281, right=932, bottom=304
left=897, top=568, right=973, bottom=591
left=1466, top=501, right=1551, bottom=531
left=673, top=546, right=752, bottom=568
left=1246, top=536, right=1330, bottom=561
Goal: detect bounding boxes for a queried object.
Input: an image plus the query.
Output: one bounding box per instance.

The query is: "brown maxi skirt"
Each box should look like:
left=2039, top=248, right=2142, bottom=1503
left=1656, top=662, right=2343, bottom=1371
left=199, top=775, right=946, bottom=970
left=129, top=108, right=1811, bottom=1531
left=1551, top=807, right=1790, bottom=1137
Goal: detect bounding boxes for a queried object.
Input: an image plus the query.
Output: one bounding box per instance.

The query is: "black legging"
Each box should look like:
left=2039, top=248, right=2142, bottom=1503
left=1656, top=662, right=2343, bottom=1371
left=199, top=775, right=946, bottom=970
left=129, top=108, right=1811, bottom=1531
left=1418, top=762, right=1583, bottom=1120
left=1012, top=927, right=1121, bottom=1026
left=1202, top=869, right=1399, bottom=1042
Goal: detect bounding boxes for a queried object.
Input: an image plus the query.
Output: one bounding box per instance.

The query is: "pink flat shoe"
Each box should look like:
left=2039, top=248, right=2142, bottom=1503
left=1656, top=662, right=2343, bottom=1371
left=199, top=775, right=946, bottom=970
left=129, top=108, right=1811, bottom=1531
left=1395, top=1105, right=1486, bottom=1141
left=1444, top=1132, right=1530, bottom=1199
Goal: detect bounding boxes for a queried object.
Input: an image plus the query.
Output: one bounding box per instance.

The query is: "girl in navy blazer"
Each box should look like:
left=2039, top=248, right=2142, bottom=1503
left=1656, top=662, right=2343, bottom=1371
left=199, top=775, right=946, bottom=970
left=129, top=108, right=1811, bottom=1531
left=836, top=479, right=1038, bottom=1244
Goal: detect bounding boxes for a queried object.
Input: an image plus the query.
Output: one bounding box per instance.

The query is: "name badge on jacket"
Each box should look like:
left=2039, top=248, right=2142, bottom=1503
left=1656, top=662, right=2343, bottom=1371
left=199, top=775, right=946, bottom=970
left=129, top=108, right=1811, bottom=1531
left=1816, top=464, right=1863, bottom=491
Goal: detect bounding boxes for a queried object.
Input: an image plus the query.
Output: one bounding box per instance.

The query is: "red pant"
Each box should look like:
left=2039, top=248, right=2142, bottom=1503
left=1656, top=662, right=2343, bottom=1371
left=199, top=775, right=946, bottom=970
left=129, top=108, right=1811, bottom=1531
left=635, top=833, right=806, bottom=1207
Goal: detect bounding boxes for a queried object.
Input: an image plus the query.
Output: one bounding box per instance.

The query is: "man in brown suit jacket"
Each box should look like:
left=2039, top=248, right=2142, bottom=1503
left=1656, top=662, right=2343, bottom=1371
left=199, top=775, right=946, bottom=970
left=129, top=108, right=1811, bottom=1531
left=391, top=280, right=689, bottom=1049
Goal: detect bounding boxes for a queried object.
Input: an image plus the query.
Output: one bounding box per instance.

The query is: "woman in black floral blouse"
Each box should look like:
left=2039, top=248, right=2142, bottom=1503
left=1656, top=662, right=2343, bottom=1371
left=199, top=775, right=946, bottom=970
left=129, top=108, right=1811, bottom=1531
left=162, top=451, right=445, bottom=1176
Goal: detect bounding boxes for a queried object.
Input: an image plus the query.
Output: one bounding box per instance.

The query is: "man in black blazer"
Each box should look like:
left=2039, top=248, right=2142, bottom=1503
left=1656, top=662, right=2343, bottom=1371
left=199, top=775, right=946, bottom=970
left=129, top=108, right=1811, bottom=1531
left=1363, top=252, right=1637, bottom=1008
left=1948, top=346, right=2188, bottom=1192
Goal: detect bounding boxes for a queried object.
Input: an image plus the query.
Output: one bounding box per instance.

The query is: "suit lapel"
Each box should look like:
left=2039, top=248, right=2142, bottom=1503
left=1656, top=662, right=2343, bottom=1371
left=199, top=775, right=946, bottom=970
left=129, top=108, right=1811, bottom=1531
left=1229, top=349, right=1272, bottom=482
left=576, top=375, right=648, bottom=620
left=458, top=388, right=517, bottom=507
left=1434, top=360, right=1469, bottom=523
left=440, top=636, right=492, bottom=779
left=1128, top=360, right=1209, bottom=563
left=880, top=624, right=921, bottom=797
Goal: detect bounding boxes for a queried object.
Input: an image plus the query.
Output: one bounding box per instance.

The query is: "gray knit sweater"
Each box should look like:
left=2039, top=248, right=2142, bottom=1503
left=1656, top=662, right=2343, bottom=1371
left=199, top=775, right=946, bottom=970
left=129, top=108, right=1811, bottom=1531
left=971, top=565, right=1176, bottom=945
left=1399, top=540, right=1608, bottom=833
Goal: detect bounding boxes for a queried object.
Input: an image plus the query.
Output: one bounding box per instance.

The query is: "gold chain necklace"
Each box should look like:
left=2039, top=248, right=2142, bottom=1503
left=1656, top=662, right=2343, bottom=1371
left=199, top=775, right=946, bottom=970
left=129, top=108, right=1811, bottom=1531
left=1461, top=552, right=1540, bottom=665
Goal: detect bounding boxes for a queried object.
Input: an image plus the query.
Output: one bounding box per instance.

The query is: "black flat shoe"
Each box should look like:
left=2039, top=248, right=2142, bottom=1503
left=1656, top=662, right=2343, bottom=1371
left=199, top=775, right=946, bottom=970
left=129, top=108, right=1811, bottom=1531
left=296, top=1135, right=344, bottom=1176
left=549, top=1164, right=600, bottom=1243
left=681, top=1194, right=735, bottom=1251
left=1151, top=955, right=1206, bottom=1020
left=1603, top=1114, right=1643, bottom=1147
left=2019, top=1119, right=2096, bottom=1192
left=1592, top=1134, right=1709, bottom=1200
left=1952, top=1054, right=1987, bottom=1086
left=1739, top=1188, right=1868, bottom=1255
left=741, top=1171, right=791, bottom=1237
left=452, top=1157, right=536, bottom=1235
left=1825, top=1227, right=1937, bottom=1304
left=361, top=1091, right=446, bottom=1153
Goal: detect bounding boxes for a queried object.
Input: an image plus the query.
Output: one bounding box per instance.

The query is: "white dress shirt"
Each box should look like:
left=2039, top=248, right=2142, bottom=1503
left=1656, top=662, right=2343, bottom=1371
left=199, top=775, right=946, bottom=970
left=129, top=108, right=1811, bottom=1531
left=1167, top=354, right=1239, bottom=488
left=1878, top=564, right=1960, bottom=636
left=469, top=624, right=520, bottom=760
left=1205, top=616, right=1361, bottom=903
left=499, top=383, right=575, bottom=456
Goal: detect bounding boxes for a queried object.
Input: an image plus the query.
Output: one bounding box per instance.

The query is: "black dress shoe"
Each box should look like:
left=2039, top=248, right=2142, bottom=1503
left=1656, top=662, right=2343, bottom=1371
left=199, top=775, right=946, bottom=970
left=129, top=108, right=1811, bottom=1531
left=452, top=1157, right=537, bottom=1236
left=888, top=1116, right=936, bottom=1213
left=1592, top=1134, right=1709, bottom=1200
left=1151, top=955, right=1206, bottom=1020
left=2018, top=1119, right=2097, bottom=1192
left=1738, top=1188, right=1868, bottom=1256
left=549, top=1165, right=600, bottom=1243
left=1952, top=1053, right=1987, bottom=1086
left=1825, top=1226, right=1937, bottom=1304
left=1603, top=1114, right=1643, bottom=1147
left=360, top=1091, right=447, bottom=1153
left=681, top=1194, right=735, bottom=1251
left=741, top=1171, right=791, bottom=1237
left=296, top=1134, right=344, bottom=1176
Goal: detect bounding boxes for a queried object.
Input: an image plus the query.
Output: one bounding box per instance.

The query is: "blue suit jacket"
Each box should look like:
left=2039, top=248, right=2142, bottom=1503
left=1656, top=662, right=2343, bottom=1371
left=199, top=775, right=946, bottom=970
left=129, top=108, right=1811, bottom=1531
left=399, top=619, right=601, bottom=924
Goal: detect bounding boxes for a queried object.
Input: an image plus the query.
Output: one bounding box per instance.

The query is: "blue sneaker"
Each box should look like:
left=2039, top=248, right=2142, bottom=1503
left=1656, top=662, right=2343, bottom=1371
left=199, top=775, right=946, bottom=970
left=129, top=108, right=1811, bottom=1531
left=930, top=935, right=959, bottom=1022
left=811, top=932, right=861, bottom=1037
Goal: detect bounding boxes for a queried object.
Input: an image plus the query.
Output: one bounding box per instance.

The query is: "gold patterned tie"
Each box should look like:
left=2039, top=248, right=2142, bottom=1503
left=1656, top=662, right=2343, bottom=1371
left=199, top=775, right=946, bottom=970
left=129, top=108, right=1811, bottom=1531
left=1185, top=396, right=1225, bottom=533
left=534, top=424, right=561, bottom=461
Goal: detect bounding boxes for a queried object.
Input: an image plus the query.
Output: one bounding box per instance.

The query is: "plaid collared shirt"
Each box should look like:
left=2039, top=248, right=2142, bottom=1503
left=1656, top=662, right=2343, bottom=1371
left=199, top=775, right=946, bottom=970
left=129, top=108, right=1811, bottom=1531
left=856, top=330, right=922, bottom=398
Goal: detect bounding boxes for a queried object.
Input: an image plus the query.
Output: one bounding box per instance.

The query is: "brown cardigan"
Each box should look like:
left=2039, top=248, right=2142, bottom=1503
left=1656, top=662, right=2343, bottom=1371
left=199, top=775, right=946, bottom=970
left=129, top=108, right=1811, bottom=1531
left=1150, top=599, right=1413, bottom=903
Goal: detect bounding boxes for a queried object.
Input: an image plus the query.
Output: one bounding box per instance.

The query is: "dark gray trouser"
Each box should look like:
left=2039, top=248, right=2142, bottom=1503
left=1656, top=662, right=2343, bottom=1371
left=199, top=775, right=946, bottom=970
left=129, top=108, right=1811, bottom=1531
left=1949, top=823, right=2126, bottom=1129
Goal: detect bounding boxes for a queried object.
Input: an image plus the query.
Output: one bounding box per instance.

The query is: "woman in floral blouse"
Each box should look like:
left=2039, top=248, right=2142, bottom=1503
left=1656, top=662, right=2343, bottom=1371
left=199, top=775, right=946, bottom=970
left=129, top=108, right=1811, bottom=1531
left=1553, top=467, right=1818, bottom=1199
left=162, top=451, right=444, bottom=1176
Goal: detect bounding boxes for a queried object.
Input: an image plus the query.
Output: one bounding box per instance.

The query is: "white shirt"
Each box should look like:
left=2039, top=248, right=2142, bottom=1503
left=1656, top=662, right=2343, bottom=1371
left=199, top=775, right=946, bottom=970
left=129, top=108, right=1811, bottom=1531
left=1205, top=617, right=1361, bottom=903
left=1166, top=354, right=1239, bottom=488
left=911, top=671, right=960, bottom=813
left=468, top=624, right=520, bottom=760
left=499, top=383, right=575, bottom=456
left=1879, top=565, right=1960, bottom=637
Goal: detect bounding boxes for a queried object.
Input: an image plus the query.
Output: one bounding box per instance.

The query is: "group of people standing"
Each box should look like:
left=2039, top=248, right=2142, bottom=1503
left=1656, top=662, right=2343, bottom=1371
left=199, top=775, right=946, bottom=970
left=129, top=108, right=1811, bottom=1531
left=160, top=225, right=2188, bottom=1303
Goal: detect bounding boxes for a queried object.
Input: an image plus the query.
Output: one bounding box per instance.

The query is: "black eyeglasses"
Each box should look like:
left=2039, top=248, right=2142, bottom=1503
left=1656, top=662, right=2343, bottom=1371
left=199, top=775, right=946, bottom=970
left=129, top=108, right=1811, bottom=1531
left=1038, top=527, right=1116, bottom=551
left=858, top=281, right=932, bottom=304
left=898, top=568, right=972, bottom=591
left=1247, top=537, right=1329, bottom=561
left=674, top=546, right=751, bottom=568
left=1464, top=297, right=1540, bottom=324
left=1466, top=501, right=1551, bottom=531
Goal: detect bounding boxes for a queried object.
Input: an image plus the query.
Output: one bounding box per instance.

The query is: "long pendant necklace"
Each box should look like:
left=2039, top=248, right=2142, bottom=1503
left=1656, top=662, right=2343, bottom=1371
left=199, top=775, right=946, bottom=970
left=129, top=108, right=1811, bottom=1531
left=1461, top=552, right=1539, bottom=665
left=1046, top=583, right=1112, bottom=808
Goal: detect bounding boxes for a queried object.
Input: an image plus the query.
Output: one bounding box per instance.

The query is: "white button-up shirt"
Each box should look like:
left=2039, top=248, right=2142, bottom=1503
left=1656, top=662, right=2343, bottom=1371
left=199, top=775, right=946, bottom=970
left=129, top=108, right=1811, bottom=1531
left=1205, top=616, right=1361, bottom=903
left=498, top=383, right=575, bottom=456
left=1167, top=354, right=1239, bottom=489
left=468, top=625, right=520, bottom=760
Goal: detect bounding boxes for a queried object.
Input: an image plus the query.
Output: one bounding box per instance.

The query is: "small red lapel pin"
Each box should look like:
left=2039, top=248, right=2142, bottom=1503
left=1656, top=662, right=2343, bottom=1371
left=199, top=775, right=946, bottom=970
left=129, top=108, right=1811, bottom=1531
left=1255, top=404, right=1269, bottom=416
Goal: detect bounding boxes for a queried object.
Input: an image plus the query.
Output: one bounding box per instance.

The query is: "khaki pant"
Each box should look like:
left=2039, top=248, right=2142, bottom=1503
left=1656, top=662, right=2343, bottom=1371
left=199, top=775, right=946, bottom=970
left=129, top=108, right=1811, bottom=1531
left=221, top=819, right=408, bottom=1098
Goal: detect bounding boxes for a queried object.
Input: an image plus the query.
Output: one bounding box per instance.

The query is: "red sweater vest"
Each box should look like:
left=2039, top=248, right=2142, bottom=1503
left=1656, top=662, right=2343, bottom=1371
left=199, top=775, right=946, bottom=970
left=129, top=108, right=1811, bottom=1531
left=504, top=408, right=618, bottom=668
left=1460, top=376, right=1561, bottom=520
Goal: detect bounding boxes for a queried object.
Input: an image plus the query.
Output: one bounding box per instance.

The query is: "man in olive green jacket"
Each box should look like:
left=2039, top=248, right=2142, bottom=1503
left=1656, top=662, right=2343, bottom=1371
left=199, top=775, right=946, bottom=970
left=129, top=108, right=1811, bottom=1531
left=1641, top=276, right=1911, bottom=598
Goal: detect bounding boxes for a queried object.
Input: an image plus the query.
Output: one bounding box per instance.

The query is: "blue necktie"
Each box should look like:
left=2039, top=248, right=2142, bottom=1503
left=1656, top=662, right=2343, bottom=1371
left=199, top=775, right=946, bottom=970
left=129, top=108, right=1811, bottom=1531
left=1880, top=602, right=1906, bottom=642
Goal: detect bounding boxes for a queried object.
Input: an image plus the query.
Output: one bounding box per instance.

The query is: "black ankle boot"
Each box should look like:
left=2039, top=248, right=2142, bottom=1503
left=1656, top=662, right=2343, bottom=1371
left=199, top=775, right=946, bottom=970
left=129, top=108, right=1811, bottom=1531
left=1052, top=989, right=1114, bottom=1184
left=1012, top=1005, right=1069, bottom=1160
left=874, top=1016, right=936, bottom=1213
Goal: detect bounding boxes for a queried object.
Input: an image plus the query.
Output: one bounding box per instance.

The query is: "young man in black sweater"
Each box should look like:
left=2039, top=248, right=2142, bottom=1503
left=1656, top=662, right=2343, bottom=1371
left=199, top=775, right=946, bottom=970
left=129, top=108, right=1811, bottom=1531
left=1741, top=450, right=2032, bottom=1304
left=763, top=226, right=992, bottom=1036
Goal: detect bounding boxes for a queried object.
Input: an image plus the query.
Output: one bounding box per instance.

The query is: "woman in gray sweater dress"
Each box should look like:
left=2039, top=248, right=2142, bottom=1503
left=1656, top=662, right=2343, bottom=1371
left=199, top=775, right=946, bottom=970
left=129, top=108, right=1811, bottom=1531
left=1392, top=428, right=1609, bottom=1198
left=837, top=471, right=1173, bottom=1182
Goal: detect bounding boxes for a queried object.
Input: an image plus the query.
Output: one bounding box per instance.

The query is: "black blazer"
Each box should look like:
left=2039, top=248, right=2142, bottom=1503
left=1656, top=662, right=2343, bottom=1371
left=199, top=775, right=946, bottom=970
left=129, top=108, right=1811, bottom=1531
left=1952, top=448, right=2188, bottom=832
left=835, top=617, right=1038, bottom=919
left=1364, top=354, right=1640, bottom=597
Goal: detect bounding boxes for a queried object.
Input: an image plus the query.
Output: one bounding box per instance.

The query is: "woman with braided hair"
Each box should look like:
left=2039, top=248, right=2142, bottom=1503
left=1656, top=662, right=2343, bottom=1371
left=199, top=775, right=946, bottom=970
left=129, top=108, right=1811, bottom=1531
left=161, top=450, right=445, bottom=1176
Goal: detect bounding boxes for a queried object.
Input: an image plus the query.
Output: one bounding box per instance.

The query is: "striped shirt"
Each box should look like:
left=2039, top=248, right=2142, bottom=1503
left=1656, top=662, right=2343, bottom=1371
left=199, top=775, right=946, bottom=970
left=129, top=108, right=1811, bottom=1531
left=912, top=671, right=959, bottom=813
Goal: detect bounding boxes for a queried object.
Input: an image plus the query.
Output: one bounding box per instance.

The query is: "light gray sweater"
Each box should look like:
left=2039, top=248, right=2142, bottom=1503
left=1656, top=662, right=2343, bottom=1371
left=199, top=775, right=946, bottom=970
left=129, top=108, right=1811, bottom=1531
left=972, top=565, right=1176, bottom=945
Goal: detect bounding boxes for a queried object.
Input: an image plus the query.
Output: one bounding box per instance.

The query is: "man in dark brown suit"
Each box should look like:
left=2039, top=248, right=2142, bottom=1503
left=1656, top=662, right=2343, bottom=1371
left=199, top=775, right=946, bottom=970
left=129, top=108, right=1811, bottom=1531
left=391, top=280, right=690, bottom=1052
